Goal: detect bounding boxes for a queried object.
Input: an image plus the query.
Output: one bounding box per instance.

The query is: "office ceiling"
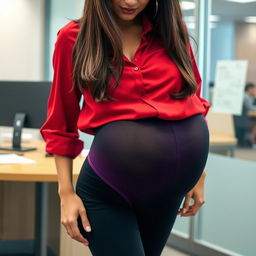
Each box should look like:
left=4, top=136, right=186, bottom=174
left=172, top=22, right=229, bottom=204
left=183, top=0, right=256, bottom=23
left=212, top=0, right=256, bottom=22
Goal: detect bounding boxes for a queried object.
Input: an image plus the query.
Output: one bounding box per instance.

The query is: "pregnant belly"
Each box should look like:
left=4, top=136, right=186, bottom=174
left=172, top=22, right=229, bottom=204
left=87, top=114, right=209, bottom=199
left=88, top=117, right=178, bottom=176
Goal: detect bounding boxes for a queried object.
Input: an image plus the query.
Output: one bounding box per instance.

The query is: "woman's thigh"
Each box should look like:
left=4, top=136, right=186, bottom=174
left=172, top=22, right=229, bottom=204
left=75, top=158, right=186, bottom=256
left=134, top=192, right=184, bottom=256
left=75, top=157, right=145, bottom=256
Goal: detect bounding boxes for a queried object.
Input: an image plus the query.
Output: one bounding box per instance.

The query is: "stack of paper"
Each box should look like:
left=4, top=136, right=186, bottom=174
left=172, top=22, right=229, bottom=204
left=0, top=153, right=36, bottom=164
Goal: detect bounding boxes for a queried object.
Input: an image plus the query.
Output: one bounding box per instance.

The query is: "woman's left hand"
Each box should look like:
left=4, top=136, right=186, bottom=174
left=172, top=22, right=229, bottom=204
left=177, top=169, right=207, bottom=217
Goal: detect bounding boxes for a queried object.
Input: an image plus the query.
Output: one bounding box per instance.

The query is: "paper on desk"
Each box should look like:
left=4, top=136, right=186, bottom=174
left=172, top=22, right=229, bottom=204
left=0, top=154, right=36, bottom=164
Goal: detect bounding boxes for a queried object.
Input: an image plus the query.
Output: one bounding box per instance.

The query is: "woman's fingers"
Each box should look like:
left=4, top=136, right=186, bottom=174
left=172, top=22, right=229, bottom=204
left=179, top=193, right=192, bottom=214
left=79, top=207, right=92, bottom=232
left=59, top=193, right=92, bottom=246
left=63, top=218, right=89, bottom=246
left=69, top=219, right=89, bottom=245
left=64, top=222, right=73, bottom=237
left=180, top=197, right=205, bottom=216
left=181, top=203, right=202, bottom=216
left=177, top=172, right=206, bottom=217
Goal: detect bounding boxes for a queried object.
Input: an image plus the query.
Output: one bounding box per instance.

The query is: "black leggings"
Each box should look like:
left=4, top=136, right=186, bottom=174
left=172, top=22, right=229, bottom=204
left=76, top=157, right=186, bottom=256
left=75, top=114, right=209, bottom=256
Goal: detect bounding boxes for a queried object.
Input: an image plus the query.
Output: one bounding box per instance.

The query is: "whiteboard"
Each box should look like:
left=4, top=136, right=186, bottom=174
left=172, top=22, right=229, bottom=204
left=212, top=60, right=248, bottom=115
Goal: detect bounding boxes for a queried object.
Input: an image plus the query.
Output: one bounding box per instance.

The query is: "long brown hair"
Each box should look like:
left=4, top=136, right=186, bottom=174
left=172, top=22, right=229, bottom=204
left=72, top=0, right=198, bottom=102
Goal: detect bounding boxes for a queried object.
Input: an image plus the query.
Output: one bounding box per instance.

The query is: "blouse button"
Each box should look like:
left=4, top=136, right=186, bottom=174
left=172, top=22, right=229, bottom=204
left=134, top=66, right=139, bottom=71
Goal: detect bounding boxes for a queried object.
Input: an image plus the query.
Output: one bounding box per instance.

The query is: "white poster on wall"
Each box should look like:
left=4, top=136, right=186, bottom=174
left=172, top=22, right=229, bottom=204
left=212, top=60, right=248, bottom=115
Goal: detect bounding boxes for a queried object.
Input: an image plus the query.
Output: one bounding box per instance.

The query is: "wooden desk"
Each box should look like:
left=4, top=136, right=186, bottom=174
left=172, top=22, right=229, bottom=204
left=209, top=132, right=237, bottom=157
left=0, top=140, right=86, bottom=256
left=0, top=140, right=85, bottom=182
left=248, top=110, right=256, bottom=118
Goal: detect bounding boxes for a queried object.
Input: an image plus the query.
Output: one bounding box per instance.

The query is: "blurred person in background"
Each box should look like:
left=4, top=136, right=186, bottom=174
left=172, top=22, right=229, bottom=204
left=244, top=83, right=256, bottom=146
left=244, top=82, right=256, bottom=111
left=234, top=82, right=256, bottom=147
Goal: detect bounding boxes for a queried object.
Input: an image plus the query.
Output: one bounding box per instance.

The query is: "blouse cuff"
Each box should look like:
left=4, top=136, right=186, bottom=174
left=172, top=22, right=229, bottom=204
left=40, top=130, right=84, bottom=159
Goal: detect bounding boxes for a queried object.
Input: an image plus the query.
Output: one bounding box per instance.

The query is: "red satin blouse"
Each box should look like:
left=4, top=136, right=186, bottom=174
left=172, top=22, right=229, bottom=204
left=40, top=14, right=211, bottom=159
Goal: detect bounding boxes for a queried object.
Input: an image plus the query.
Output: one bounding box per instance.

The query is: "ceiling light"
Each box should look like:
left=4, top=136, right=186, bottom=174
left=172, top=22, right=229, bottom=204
left=184, top=15, right=220, bottom=23
left=244, top=16, right=256, bottom=23
left=185, top=22, right=217, bottom=29
left=181, top=1, right=195, bottom=10
left=226, top=0, right=256, bottom=3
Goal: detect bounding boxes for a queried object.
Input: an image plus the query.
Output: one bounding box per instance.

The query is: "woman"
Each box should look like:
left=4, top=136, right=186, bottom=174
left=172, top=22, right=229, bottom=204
left=40, top=0, right=211, bottom=255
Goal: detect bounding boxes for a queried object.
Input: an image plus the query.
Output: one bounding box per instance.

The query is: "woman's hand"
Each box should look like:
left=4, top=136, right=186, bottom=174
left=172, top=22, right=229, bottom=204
left=177, top=169, right=207, bottom=217
left=59, top=191, right=92, bottom=246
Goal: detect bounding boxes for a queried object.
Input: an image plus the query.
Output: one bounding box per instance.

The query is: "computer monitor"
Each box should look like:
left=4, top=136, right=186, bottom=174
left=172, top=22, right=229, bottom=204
left=0, top=81, right=51, bottom=151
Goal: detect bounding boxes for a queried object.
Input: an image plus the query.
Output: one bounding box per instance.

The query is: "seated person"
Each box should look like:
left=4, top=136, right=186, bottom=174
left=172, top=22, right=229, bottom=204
left=233, top=82, right=256, bottom=147
left=244, top=82, right=256, bottom=111
left=244, top=83, right=256, bottom=145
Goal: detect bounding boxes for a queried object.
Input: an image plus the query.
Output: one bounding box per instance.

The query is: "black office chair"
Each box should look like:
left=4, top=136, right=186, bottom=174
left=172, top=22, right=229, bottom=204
left=233, top=104, right=253, bottom=147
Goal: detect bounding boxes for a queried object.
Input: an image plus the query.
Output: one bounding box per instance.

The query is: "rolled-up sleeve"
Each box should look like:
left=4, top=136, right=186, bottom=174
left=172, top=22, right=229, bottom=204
left=188, top=42, right=211, bottom=124
left=40, top=27, right=84, bottom=159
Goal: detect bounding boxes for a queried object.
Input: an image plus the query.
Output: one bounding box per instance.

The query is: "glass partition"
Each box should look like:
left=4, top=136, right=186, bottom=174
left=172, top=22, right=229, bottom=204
left=208, top=0, right=256, bottom=161
left=200, top=153, right=256, bottom=256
